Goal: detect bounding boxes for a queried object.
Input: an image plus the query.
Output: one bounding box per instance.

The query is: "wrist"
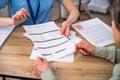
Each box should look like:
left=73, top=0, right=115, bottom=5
left=41, top=64, right=50, bottom=73
left=92, top=46, right=96, bottom=56
left=41, top=68, right=56, bottom=80
left=10, top=18, right=15, bottom=26
left=43, top=65, right=50, bottom=71
left=66, top=19, right=73, bottom=25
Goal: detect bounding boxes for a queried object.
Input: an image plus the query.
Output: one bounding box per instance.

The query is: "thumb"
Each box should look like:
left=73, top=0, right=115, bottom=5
left=65, top=26, right=70, bottom=38
left=43, top=58, right=48, bottom=63
left=79, top=49, right=87, bottom=55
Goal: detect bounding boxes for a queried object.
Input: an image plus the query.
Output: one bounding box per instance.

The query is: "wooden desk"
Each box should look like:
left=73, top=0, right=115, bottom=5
left=0, top=24, right=114, bottom=80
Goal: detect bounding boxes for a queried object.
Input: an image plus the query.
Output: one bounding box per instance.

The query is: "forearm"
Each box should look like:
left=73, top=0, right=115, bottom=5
left=110, top=64, right=120, bottom=80
left=94, top=46, right=120, bottom=64
left=0, top=18, right=14, bottom=26
left=67, top=8, right=80, bottom=24
left=62, top=0, right=80, bottom=24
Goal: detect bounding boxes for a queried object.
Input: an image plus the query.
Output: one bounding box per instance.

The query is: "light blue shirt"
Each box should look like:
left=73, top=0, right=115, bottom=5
left=0, top=0, right=63, bottom=25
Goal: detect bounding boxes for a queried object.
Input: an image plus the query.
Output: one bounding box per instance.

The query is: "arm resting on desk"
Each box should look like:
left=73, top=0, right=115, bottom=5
left=95, top=46, right=120, bottom=64
left=110, top=63, right=120, bottom=80
left=41, top=68, right=56, bottom=80
left=95, top=46, right=120, bottom=80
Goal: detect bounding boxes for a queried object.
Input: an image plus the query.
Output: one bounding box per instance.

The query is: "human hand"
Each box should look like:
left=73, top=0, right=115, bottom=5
left=60, top=20, right=71, bottom=38
left=76, top=40, right=96, bottom=56
left=34, top=57, right=50, bottom=75
left=12, top=8, right=29, bottom=25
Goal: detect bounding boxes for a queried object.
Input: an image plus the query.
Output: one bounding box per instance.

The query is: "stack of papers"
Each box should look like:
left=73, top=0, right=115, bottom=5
left=88, top=0, right=110, bottom=14
left=23, top=22, right=82, bottom=62
left=0, top=26, right=15, bottom=48
left=72, top=18, right=114, bottom=47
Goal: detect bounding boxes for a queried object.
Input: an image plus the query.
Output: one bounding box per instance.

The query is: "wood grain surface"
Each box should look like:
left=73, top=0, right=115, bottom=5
left=0, top=25, right=114, bottom=80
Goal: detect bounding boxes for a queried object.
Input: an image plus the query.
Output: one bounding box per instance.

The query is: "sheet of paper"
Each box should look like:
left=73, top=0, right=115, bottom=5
left=23, top=22, right=60, bottom=34
left=30, top=46, right=74, bottom=63
left=55, top=53, right=74, bottom=63
left=72, top=18, right=114, bottom=47
left=23, top=22, right=77, bottom=62
left=24, top=30, right=82, bottom=45
left=26, top=30, right=82, bottom=62
left=88, top=0, right=110, bottom=9
left=0, top=26, right=15, bottom=48
left=69, top=31, right=82, bottom=45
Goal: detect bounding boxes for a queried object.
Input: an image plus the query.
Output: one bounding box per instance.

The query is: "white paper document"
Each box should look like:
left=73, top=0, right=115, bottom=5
left=72, top=18, right=114, bottom=47
left=23, top=22, right=82, bottom=62
left=0, top=26, right=15, bottom=48
left=88, top=0, right=110, bottom=14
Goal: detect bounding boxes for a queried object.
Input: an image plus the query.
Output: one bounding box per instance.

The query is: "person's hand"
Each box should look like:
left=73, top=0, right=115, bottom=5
left=12, top=8, right=29, bottom=25
left=34, top=57, right=50, bottom=75
left=60, top=20, right=71, bottom=38
left=76, top=40, right=96, bottom=56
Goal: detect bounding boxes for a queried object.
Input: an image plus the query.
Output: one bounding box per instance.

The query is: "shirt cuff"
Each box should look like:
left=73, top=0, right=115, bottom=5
left=94, top=46, right=116, bottom=63
left=41, top=68, right=56, bottom=80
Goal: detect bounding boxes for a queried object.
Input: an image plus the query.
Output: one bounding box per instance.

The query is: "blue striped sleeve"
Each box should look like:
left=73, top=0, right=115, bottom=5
left=0, top=0, right=9, bottom=8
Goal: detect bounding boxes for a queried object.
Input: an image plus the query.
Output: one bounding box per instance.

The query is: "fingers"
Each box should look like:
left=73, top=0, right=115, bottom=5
left=76, top=42, right=88, bottom=55
left=21, top=11, right=27, bottom=19
left=75, top=46, right=78, bottom=53
left=76, top=41, right=84, bottom=49
left=13, top=8, right=29, bottom=21
left=61, top=25, right=70, bottom=38
left=61, top=23, right=67, bottom=35
left=61, top=21, right=71, bottom=38
left=35, top=57, right=48, bottom=66
left=21, top=8, right=29, bottom=16
left=14, top=11, right=24, bottom=20
left=34, top=67, right=42, bottom=75
left=34, top=57, right=49, bottom=75
left=20, top=8, right=29, bottom=19
left=76, top=40, right=88, bottom=55
left=76, top=40, right=88, bottom=50
left=65, top=26, right=70, bottom=38
left=79, top=49, right=87, bottom=55
left=76, top=40, right=95, bottom=56
left=43, top=58, right=48, bottom=63
left=34, top=57, right=43, bottom=66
